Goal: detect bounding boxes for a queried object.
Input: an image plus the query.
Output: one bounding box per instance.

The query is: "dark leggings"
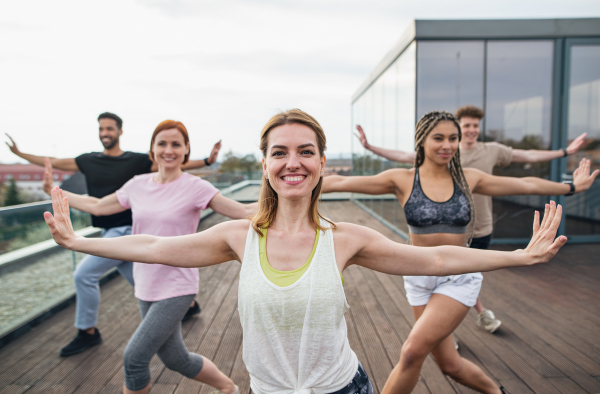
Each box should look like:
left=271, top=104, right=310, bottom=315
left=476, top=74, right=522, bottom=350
left=123, top=294, right=203, bottom=391
left=329, top=362, right=374, bottom=394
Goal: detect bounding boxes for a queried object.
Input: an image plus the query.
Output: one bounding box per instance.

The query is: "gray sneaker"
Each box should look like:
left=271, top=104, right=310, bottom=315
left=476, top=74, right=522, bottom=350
left=477, top=310, right=501, bottom=333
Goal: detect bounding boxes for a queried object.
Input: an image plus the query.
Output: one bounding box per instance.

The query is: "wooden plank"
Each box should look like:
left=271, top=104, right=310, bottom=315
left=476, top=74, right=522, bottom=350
left=482, top=307, right=600, bottom=392
left=0, top=276, right=129, bottom=375
left=369, top=271, right=463, bottom=393
left=15, top=291, right=139, bottom=391
left=147, top=383, right=177, bottom=394
left=155, top=262, right=240, bottom=386
left=482, top=269, right=600, bottom=368
left=228, top=337, right=251, bottom=394
left=546, top=377, right=589, bottom=394
left=0, top=385, right=31, bottom=394
left=176, top=269, right=241, bottom=394
left=0, top=277, right=135, bottom=386
left=343, top=266, right=394, bottom=392
left=65, top=313, right=141, bottom=394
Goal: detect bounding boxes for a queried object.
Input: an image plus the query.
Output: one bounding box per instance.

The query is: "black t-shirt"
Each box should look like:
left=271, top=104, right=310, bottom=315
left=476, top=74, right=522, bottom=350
left=75, top=152, right=153, bottom=229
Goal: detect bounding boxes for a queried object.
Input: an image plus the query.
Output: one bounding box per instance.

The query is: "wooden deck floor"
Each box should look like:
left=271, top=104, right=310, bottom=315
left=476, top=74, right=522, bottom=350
left=1, top=201, right=599, bottom=394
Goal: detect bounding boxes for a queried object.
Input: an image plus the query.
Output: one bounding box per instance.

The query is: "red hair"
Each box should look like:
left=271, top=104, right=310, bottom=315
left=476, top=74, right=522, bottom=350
left=149, top=120, right=190, bottom=165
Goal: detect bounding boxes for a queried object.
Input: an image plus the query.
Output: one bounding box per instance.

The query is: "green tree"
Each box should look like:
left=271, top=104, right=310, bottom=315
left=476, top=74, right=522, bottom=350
left=219, top=151, right=261, bottom=176
left=4, top=179, right=24, bottom=207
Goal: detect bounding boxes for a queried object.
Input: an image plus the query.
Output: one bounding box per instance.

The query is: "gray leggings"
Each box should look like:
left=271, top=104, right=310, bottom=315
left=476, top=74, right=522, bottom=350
left=123, top=294, right=204, bottom=391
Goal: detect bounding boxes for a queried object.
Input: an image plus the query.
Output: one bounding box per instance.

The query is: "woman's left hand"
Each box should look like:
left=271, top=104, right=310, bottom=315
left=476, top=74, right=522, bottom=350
left=572, top=158, right=599, bottom=193
left=523, top=201, right=567, bottom=265
left=44, top=187, right=79, bottom=249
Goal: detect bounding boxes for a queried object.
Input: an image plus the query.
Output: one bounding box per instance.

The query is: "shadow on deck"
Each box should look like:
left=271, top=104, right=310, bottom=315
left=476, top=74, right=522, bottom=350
left=1, top=201, right=599, bottom=394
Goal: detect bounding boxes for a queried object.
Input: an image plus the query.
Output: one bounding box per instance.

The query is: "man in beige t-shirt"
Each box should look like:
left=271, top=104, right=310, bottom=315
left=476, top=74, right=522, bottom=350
left=354, top=105, right=587, bottom=333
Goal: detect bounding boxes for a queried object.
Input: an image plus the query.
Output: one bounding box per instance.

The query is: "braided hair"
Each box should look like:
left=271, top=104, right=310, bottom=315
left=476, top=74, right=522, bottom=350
left=413, top=111, right=476, bottom=245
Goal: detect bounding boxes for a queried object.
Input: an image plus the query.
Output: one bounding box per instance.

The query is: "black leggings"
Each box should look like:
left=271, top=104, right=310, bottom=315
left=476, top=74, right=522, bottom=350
left=123, top=294, right=203, bottom=391
left=329, top=363, right=374, bottom=394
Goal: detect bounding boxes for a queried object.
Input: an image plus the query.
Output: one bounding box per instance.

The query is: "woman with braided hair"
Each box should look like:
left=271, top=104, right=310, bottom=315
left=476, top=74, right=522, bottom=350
left=323, top=110, right=598, bottom=394
left=45, top=109, right=587, bottom=394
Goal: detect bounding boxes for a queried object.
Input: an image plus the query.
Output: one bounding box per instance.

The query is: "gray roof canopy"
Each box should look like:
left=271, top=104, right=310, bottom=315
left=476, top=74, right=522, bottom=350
left=352, top=18, right=600, bottom=102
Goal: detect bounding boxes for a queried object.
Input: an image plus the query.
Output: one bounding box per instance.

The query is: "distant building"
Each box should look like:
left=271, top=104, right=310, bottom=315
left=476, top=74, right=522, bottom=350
left=352, top=18, right=600, bottom=243
left=0, top=163, right=74, bottom=200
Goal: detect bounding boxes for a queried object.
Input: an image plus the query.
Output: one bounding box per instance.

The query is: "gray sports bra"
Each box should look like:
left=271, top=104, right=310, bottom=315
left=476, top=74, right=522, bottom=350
left=403, top=168, right=471, bottom=234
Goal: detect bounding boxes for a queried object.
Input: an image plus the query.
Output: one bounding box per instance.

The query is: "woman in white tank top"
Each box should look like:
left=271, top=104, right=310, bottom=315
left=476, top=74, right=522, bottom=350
left=45, top=109, right=571, bottom=394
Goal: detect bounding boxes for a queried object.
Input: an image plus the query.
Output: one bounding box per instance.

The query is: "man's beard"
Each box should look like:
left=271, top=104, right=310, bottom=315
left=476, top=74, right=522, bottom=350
left=101, top=137, right=118, bottom=150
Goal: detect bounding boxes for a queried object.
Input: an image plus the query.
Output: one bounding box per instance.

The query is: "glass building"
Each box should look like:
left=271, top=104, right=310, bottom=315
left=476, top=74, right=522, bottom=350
left=351, top=18, right=600, bottom=244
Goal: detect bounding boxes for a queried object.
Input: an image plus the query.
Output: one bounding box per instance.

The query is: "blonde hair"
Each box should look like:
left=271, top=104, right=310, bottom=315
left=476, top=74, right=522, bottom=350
left=251, top=109, right=335, bottom=236
left=414, top=111, right=476, bottom=245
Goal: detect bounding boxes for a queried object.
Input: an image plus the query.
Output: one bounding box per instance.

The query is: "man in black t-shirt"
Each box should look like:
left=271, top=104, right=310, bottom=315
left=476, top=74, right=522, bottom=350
left=6, top=112, right=221, bottom=356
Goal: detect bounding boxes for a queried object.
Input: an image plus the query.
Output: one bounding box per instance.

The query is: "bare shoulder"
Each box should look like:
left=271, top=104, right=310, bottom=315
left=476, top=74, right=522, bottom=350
left=212, top=219, right=253, bottom=262
left=382, top=167, right=413, bottom=179
left=331, top=222, right=378, bottom=246
left=215, top=219, right=252, bottom=237
left=383, top=167, right=414, bottom=192
left=463, top=167, right=486, bottom=189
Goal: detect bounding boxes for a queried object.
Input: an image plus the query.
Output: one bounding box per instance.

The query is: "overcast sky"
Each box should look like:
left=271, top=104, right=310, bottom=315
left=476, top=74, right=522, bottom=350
left=2, top=0, right=599, bottom=163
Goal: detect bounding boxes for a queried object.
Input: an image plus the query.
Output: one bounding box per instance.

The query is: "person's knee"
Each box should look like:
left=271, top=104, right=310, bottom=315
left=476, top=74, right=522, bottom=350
left=73, top=259, right=99, bottom=286
left=123, top=344, right=149, bottom=377
left=438, top=357, right=463, bottom=377
left=399, top=338, right=430, bottom=370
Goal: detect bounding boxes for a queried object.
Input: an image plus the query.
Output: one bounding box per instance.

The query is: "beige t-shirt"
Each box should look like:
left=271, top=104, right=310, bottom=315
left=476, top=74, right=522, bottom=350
left=460, top=142, right=513, bottom=238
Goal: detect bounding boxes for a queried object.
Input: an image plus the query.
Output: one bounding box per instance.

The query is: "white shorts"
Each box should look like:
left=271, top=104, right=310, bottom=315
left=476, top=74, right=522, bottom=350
left=403, top=273, right=483, bottom=307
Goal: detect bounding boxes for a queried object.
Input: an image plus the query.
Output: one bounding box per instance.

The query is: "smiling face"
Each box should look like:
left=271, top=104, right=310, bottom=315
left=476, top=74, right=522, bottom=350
left=421, top=121, right=460, bottom=165
left=262, top=123, right=326, bottom=201
left=152, top=128, right=189, bottom=170
left=459, top=116, right=480, bottom=145
left=98, top=118, right=122, bottom=149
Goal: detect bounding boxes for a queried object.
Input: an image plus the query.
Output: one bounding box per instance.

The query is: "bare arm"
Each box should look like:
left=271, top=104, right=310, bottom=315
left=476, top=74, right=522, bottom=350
left=6, top=134, right=79, bottom=171
left=511, top=132, right=587, bottom=163
left=469, top=158, right=598, bottom=196
left=44, top=187, right=242, bottom=267
left=355, top=125, right=415, bottom=163
left=338, top=202, right=566, bottom=276
left=43, top=158, right=125, bottom=216
left=322, top=169, right=404, bottom=196
left=207, top=192, right=258, bottom=219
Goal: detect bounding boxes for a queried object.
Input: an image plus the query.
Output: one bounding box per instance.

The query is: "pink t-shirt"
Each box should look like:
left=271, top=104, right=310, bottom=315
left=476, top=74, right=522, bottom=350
left=116, top=172, right=219, bottom=301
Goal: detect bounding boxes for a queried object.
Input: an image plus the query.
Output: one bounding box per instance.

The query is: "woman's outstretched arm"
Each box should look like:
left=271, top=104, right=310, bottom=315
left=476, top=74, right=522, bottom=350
left=322, top=169, right=408, bottom=196
left=339, top=201, right=566, bottom=276
left=468, top=158, right=599, bottom=197
left=355, top=125, right=416, bottom=163
left=43, top=158, right=125, bottom=216
left=44, top=187, right=243, bottom=268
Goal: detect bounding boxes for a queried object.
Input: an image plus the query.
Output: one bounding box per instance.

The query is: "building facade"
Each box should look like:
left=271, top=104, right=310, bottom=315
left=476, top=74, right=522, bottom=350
left=352, top=18, right=600, bottom=243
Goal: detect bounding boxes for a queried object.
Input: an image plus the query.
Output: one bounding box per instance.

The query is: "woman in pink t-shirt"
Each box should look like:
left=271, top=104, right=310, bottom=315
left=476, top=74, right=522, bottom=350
left=44, top=120, right=255, bottom=394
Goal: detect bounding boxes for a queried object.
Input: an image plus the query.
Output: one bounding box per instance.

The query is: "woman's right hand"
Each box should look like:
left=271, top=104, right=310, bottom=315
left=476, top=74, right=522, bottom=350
left=43, top=157, right=54, bottom=195
left=572, top=158, right=599, bottom=193
left=354, top=125, right=370, bottom=149
left=44, top=187, right=79, bottom=249
left=523, top=201, right=567, bottom=265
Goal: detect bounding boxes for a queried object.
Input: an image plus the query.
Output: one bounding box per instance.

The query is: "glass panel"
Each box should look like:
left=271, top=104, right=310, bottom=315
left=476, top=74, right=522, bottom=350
left=485, top=40, right=554, bottom=239
left=351, top=41, right=415, bottom=235
left=417, top=41, right=484, bottom=120
left=394, top=41, right=416, bottom=232
left=566, top=44, right=600, bottom=236
left=0, top=203, right=91, bottom=255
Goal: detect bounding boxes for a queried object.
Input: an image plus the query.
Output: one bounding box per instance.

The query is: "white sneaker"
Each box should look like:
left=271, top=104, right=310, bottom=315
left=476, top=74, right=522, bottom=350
left=477, top=310, right=501, bottom=333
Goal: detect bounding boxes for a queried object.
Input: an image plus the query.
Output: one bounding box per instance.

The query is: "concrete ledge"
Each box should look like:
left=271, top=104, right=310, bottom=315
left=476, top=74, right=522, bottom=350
left=0, top=227, right=102, bottom=276
left=0, top=269, right=119, bottom=349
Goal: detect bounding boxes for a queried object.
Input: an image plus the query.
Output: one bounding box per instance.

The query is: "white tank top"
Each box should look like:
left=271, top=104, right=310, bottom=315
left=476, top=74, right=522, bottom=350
left=238, top=221, right=358, bottom=394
